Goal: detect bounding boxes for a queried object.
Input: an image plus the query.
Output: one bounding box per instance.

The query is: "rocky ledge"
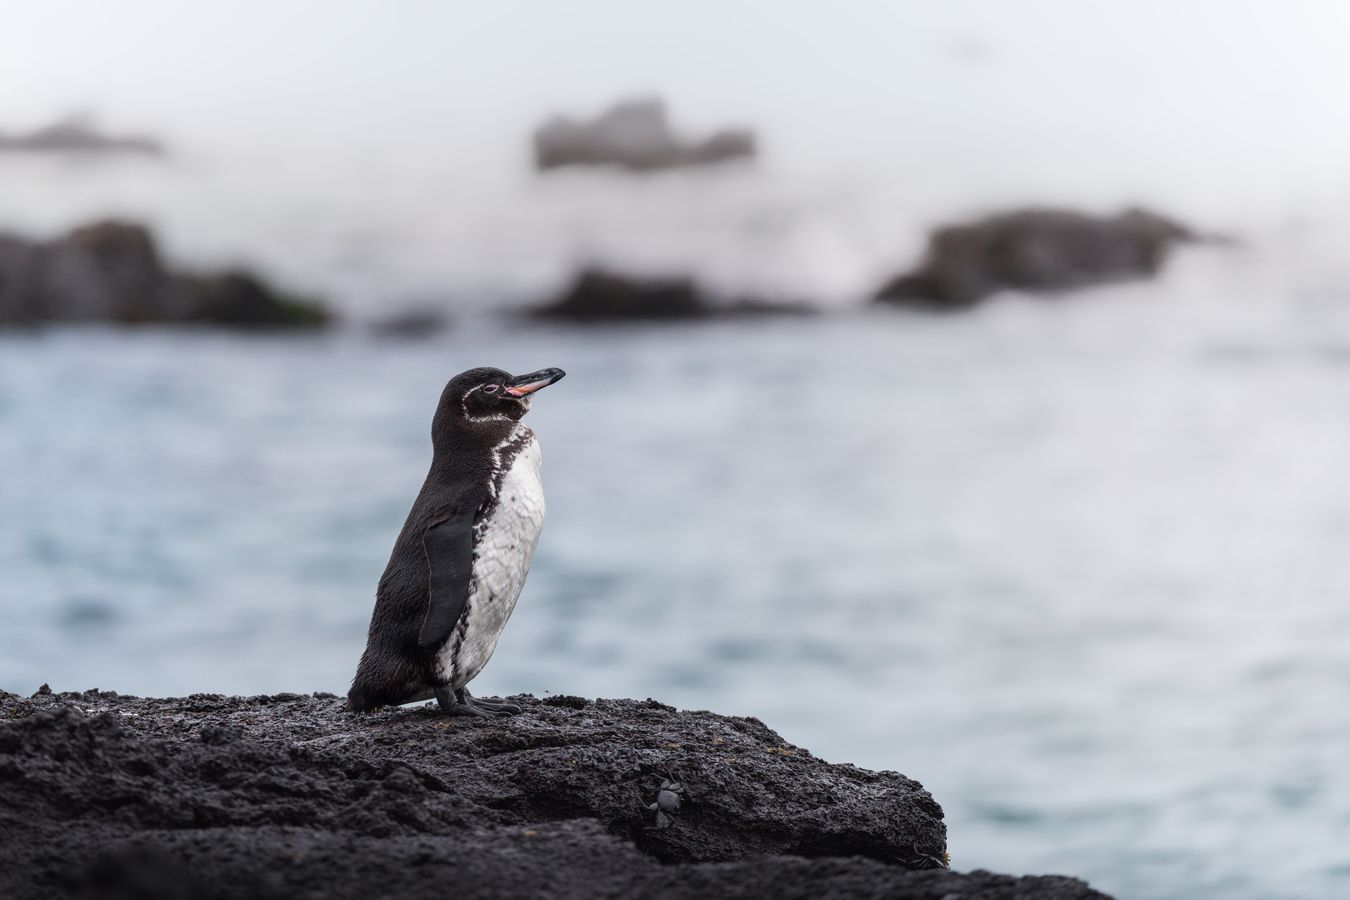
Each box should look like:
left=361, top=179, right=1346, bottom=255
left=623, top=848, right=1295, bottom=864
left=0, top=689, right=1110, bottom=899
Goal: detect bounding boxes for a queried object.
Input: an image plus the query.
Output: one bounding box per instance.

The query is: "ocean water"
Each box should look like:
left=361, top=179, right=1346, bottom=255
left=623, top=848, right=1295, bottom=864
left=5, top=259, right=1350, bottom=899
left=5, top=151, right=1350, bottom=899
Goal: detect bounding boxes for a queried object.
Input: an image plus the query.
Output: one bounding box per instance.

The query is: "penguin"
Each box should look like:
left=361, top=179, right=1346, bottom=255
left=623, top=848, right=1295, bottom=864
left=348, top=366, right=565, bottom=717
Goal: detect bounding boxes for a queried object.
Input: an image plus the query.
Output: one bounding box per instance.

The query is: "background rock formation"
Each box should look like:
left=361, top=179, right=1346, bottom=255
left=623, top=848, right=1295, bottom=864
left=875, top=207, right=1197, bottom=310
left=0, top=114, right=165, bottom=157
left=0, top=221, right=329, bottom=328
left=533, top=98, right=755, bottom=172
left=533, top=267, right=809, bottom=321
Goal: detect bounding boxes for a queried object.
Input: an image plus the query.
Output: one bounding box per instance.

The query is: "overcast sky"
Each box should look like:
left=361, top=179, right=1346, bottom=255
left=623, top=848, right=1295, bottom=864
left=3, top=1, right=1350, bottom=183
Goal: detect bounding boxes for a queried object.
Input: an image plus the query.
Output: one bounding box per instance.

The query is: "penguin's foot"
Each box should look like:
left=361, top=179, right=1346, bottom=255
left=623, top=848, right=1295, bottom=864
left=460, top=688, right=523, bottom=716
left=433, top=686, right=521, bottom=719
left=433, top=684, right=495, bottom=718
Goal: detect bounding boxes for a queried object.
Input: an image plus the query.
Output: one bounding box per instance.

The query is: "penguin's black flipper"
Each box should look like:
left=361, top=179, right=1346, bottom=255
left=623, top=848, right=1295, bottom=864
left=417, top=510, right=477, bottom=652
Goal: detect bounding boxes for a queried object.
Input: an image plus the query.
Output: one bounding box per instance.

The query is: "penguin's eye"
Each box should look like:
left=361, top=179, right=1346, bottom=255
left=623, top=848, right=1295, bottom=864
left=482, top=384, right=501, bottom=395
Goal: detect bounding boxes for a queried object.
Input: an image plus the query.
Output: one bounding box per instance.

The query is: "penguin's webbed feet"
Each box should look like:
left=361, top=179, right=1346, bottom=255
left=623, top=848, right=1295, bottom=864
left=434, top=685, right=522, bottom=719
left=461, top=687, right=523, bottom=716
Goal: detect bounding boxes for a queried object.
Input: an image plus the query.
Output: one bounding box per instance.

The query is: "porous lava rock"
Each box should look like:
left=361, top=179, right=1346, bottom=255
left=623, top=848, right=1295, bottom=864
left=0, top=688, right=1112, bottom=899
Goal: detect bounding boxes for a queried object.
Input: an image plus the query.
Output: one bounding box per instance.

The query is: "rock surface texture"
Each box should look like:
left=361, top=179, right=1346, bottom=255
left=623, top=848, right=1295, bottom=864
left=533, top=98, right=755, bottom=172
left=875, top=207, right=1199, bottom=310
left=0, top=221, right=329, bottom=328
left=0, top=689, right=1112, bottom=899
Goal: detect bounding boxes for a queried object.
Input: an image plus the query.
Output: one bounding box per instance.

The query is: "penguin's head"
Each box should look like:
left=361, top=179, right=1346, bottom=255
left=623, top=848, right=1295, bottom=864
left=436, top=366, right=566, bottom=433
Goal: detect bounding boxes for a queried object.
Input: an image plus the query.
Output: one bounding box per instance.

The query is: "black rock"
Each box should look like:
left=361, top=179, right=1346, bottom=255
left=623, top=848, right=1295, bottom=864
left=0, top=220, right=330, bottom=329
left=533, top=98, right=755, bottom=173
left=533, top=267, right=810, bottom=322
left=0, top=689, right=1112, bottom=899
left=537, top=268, right=705, bottom=320
left=875, top=207, right=1199, bottom=310
left=167, top=271, right=331, bottom=329
left=2, top=221, right=166, bottom=323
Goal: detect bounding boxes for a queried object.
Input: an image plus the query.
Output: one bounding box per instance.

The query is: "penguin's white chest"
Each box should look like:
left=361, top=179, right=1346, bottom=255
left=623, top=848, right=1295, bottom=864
left=437, top=432, right=545, bottom=688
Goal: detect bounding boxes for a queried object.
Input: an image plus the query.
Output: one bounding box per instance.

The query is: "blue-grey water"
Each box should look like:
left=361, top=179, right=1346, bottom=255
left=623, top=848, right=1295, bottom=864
left=4, top=254, right=1350, bottom=899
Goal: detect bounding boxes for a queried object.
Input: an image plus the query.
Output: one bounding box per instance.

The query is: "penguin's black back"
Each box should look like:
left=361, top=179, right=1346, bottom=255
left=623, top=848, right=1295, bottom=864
left=347, top=479, right=471, bottom=710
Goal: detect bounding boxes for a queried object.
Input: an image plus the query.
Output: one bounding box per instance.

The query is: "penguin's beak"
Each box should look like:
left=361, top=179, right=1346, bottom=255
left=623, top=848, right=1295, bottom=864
left=505, top=368, right=566, bottom=397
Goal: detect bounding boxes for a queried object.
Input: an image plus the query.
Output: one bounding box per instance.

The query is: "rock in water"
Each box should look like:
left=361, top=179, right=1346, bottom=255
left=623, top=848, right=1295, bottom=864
left=533, top=97, right=755, bottom=172
left=23, top=221, right=165, bottom=323
left=535, top=268, right=708, bottom=320
left=0, top=235, right=46, bottom=323
left=0, top=114, right=165, bottom=157
left=0, top=220, right=330, bottom=329
left=532, top=267, right=811, bottom=322
left=875, top=207, right=1199, bottom=310
left=0, top=688, right=1113, bottom=899
left=166, top=271, right=330, bottom=329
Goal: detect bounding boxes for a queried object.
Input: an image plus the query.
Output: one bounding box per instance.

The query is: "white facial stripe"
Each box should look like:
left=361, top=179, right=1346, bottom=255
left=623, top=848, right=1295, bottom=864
left=461, top=384, right=514, bottom=423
